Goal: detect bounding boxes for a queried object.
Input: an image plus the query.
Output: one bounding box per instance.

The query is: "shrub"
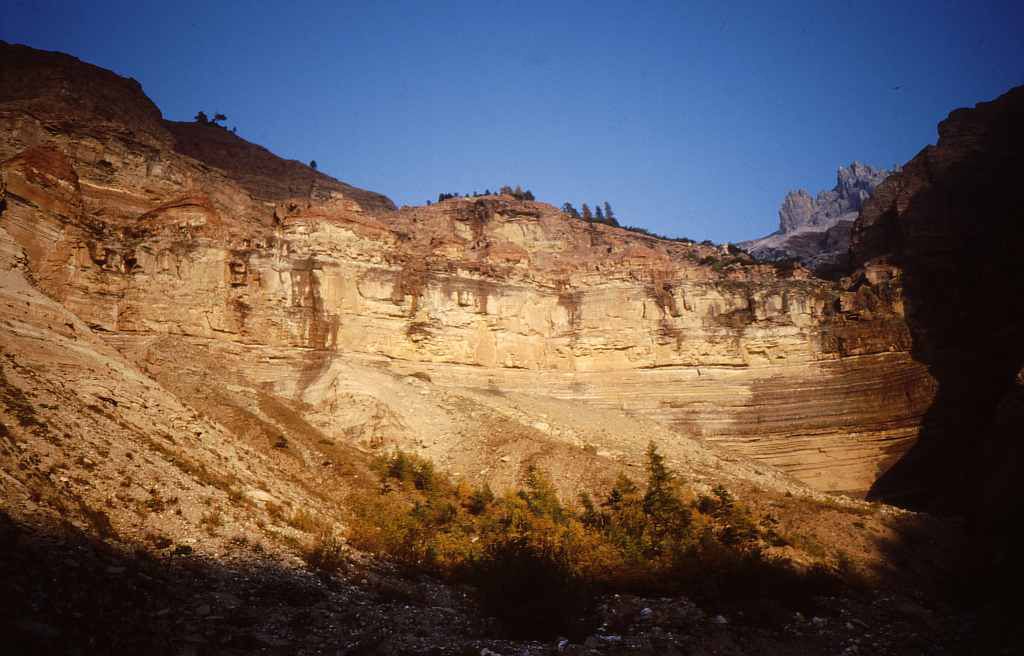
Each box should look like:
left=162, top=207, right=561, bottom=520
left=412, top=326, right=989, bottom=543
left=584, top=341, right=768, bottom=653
left=304, top=533, right=347, bottom=572
left=199, top=510, right=223, bottom=535
left=470, top=534, right=592, bottom=638
left=465, top=483, right=494, bottom=515
left=286, top=508, right=323, bottom=533
left=342, top=445, right=842, bottom=638
left=518, top=465, right=565, bottom=521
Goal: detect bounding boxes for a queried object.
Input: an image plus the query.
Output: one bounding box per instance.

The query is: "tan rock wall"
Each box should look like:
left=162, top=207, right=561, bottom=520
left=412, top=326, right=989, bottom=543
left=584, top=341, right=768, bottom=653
left=0, top=89, right=935, bottom=496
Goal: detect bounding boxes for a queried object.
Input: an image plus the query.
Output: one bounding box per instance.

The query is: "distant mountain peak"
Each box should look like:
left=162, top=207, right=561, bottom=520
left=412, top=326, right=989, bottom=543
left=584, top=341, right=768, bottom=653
left=779, top=162, right=892, bottom=235
left=739, top=162, right=893, bottom=277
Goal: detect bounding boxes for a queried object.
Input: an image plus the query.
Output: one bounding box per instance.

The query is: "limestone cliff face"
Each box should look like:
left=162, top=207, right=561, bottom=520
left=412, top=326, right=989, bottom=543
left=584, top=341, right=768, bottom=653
left=0, top=42, right=936, bottom=495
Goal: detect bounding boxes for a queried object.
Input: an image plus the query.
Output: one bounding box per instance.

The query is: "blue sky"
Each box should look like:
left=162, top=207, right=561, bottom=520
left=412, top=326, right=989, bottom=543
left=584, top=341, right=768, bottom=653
left=2, top=1, right=1022, bottom=242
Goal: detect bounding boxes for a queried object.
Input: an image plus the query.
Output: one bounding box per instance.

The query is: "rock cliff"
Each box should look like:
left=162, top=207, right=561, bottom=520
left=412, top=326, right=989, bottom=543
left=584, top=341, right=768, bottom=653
left=0, top=41, right=938, bottom=498
left=3, top=40, right=1019, bottom=655
left=850, top=86, right=1024, bottom=521
left=740, top=162, right=892, bottom=277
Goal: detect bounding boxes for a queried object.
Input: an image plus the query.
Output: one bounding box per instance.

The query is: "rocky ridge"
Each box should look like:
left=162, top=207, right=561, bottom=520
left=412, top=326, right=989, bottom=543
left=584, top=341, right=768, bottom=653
left=740, top=162, right=892, bottom=277
left=163, top=119, right=396, bottom=213
left=0, top=41, right=932, bottom=498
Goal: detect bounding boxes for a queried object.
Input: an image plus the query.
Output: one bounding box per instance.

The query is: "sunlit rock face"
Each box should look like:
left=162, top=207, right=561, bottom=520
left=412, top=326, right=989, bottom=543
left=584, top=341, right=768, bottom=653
left=739, top=162, right=893, bottom=277
left=0, top=41, right=936, bottom=496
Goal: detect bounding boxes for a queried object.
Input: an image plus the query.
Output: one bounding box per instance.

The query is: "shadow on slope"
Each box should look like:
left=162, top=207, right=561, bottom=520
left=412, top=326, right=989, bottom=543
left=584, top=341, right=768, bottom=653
left=3, top=505, right=1000, bottom=654
left=862, top=86, right=1024, bottom=648
left=0, top=509, right=486, bottom=656
left=865, top=87, right=1024, bottom=521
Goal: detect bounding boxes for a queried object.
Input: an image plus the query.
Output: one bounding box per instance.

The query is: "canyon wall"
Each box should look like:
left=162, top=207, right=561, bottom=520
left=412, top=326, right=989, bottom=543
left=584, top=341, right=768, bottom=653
left=851, top=86, right=1024, bottom=517
left=0, top=42, right=938, bottom=495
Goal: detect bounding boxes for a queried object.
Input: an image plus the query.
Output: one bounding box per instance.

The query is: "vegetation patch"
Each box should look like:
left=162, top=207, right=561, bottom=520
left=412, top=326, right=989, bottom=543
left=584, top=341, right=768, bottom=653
left=345, top=444, right=848, bottom=639
left=303, top=532, right=348, bottom=573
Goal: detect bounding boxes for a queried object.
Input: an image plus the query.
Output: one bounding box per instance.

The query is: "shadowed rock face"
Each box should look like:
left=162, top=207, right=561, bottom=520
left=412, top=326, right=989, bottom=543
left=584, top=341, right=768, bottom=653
left=853, top=86, right=1024, bottom=520
left=0, top=42, right=168, bottom=149
left=1, top=41, right=950, bottom=497
left=740, top=163, right=893, bottom=277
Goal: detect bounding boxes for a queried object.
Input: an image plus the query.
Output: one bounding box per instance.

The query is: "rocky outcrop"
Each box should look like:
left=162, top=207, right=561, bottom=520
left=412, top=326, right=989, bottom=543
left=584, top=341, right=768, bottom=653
left=0, top=42, right=942, bottom=496
left=782, top=163, right=890, bottom=234
left=740, top=163, right=892, bottom=277
left=163, top=120, right=396, bottom=213
left=0, top=41, right=395, bottom=219
left=850, top=86, right=1024, bottom=519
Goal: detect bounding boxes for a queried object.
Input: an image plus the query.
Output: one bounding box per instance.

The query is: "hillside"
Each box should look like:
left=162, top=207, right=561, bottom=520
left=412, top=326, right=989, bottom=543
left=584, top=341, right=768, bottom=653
left=1, top=41, right=1020, bottom=653
left=163, top=120, right=396, bottom=213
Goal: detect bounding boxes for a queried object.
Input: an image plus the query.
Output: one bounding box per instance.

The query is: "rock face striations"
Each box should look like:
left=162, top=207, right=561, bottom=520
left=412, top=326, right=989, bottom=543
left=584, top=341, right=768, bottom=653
left=740, top=162, right=892, bottom=277
left=1, top=42, right=945, bottom=498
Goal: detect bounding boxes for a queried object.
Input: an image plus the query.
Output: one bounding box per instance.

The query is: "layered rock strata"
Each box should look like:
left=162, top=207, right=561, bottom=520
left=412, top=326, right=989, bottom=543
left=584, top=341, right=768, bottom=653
left=0, top=42, right=937, bottom=495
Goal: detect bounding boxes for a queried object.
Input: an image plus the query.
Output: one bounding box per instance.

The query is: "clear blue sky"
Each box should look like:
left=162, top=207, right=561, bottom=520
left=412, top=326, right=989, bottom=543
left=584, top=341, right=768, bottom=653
left=3, top=1, right=1022, bottom=242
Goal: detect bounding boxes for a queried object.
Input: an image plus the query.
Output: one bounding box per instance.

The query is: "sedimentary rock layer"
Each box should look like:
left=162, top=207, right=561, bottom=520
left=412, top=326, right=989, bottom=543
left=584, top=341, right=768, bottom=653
left=0, top=42, right=936, bottom=495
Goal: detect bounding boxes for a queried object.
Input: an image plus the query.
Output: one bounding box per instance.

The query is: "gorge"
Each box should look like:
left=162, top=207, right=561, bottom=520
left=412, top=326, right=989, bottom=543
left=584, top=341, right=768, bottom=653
left=1, top=40, right=1021, bottom=654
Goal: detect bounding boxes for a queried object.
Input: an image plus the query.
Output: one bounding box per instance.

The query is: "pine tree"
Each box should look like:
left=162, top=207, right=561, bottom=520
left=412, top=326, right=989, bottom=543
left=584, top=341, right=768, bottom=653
left=309, top=160, right=317, bottom=170
left=643, top=442, right=673, bottom=510
left=602, top=473, right=638, bottom=510
left=578, top=492, right=605, bottom=528
left=212, top=113, right=227, bottom=126
left=595, top=206, right=605, bottom=221
left=603, top=202, right=615, bottom=222
left=561, top=202, right=580, bottom=219
left=194, top=111, right=209, bottom=124
left=581, top=203, right=593, bottom=222
left=642, top=442, right=690, bottom=549
left=524, top=190, right=535, bottom=201
left=467, top=483, right=495, bottom=515
left=519, top=465, right=564, bottom=521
